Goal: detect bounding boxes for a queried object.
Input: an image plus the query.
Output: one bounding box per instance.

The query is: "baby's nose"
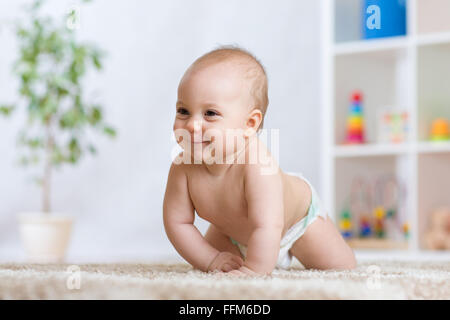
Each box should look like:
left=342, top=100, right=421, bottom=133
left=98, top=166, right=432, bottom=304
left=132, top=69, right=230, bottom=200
left=186, top=118, right=204, bottom=141
left=186, top=118, right=203, bottom=133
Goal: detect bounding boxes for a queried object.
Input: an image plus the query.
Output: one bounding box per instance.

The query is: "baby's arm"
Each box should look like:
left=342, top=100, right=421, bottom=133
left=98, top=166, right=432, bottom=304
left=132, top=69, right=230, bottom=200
left=163, top=162, right=219, bottom=272
left=241, top=164, right=284, bottom=275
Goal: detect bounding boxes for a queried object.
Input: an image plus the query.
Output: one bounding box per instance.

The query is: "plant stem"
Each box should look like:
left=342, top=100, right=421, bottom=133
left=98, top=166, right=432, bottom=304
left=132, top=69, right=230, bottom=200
left=42, top=121, right=53, bottom=214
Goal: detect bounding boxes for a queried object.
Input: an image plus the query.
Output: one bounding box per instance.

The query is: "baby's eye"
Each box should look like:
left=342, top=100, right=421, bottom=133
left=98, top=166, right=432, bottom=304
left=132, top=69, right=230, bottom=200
left=205, top=110, right=218, bottom=117
left=177, top=108, right=189, bottom=115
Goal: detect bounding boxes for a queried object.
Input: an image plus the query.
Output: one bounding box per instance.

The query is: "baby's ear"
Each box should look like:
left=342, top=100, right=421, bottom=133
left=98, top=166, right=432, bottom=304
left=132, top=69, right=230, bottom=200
left=245, top=108, right=262, bottom=136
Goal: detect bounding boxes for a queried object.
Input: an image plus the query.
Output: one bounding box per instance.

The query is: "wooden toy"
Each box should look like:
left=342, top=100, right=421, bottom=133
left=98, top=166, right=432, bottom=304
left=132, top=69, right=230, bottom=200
left=373, top=206, right=386, bottom=238
left=377, top=109, right=409, bottom=143
left=402, top=222, right=410, bottom=239
left=343, top=175, right=408, bottom=244
left=359, top=215, right=372, bottom=237
left=345, top=91, right=365, bottom=144
left=339, top=208, right=353, bottom=239
left=423, top=207, right=450, bottom=250
left=430, top=118, right=450, bottom=141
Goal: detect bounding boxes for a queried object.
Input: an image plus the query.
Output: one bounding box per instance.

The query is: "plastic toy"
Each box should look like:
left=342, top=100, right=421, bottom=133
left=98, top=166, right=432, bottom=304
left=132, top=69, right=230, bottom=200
left=424, top=207, right=450, bottom=250
left=345, top=91, right=365, bottom=144
left=430, top=118, right=450, bottom=141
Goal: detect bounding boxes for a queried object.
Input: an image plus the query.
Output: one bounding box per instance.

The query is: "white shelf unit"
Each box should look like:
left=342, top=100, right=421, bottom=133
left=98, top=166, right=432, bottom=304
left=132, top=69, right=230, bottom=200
left=320, top=0, right=450, bottom=258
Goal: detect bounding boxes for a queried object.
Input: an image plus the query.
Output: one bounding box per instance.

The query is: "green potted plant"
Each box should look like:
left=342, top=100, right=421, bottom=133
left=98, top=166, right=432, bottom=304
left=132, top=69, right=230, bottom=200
left=0, top=0, right=116, bottom=263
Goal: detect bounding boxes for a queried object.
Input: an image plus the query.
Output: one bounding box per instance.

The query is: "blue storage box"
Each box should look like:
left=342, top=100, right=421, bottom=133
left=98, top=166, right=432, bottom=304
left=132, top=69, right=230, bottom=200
left=362, top=0, right=407, bottom=39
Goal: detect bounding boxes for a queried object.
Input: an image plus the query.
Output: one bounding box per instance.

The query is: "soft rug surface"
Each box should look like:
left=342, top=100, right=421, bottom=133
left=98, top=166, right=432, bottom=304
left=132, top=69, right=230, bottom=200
left=0, top=260, right=449, bottom=299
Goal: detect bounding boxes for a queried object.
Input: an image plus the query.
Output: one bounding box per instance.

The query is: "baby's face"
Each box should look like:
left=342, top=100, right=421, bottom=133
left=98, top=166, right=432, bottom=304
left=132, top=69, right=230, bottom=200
left=174, top=62, right=252, bottom=162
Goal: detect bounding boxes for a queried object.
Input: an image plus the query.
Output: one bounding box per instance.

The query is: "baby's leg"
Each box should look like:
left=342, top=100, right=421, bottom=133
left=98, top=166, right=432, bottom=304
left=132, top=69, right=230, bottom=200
left=204, top=224, right=244, bottom=259
left=289, top=217, right=357, bottom=270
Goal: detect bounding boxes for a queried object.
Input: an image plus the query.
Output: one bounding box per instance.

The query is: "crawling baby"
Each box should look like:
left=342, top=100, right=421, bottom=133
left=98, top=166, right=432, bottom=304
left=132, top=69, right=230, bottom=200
left=163, top=45, right=356, bottom=276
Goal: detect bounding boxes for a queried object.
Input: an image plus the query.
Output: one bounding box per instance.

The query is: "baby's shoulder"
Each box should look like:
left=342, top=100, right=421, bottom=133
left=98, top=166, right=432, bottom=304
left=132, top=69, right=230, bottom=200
left=243, top=137, right=281, bottom=180
left=168, top=153, right=190, bottom=179
left=243, top=161, right=282, bottom=185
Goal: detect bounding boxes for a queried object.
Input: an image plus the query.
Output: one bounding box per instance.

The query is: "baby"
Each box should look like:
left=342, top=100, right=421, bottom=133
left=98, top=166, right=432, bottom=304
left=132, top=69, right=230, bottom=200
left=163, top=45, right=356, bottom=276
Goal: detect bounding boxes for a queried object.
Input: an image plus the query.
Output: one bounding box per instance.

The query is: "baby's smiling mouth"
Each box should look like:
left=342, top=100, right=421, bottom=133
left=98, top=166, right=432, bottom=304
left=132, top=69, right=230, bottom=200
left=192, top=137, right=212, bottom=144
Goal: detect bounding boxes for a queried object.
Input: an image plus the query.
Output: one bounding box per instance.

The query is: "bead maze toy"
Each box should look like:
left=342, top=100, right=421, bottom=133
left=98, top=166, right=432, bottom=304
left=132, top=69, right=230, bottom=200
left=339, top=177, right=371, bottom=239
left=340, top=174, right=409, bottom=248
left=345, top=90, right=365, bottom=144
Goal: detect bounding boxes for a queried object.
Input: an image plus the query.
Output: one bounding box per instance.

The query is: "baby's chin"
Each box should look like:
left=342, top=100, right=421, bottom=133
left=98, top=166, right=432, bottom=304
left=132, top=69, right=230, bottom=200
left=178, top=145, right=240, bottom=165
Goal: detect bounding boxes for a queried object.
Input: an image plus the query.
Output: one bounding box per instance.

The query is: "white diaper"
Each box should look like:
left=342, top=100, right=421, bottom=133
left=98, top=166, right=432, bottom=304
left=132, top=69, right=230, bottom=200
left=230, top=172, right=328, bottom=269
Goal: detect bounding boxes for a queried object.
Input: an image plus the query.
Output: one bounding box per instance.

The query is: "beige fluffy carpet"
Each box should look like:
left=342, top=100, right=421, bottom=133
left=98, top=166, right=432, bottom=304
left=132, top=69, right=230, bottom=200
left=0, top=260, right=449, bottom=299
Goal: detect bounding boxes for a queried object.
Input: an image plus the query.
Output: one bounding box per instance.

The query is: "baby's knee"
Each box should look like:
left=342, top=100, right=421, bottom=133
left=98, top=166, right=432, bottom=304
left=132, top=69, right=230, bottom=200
left=339, top=251, right=357, bottom=270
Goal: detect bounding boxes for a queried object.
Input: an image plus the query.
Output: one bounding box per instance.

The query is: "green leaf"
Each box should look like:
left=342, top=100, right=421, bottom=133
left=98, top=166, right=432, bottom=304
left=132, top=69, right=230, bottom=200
left=60, top=108, right=84, bottom=128
left=0, top=105, right=15, bottom=116
left=88, top=106, right=102, bottom=125
left=69, top=137, right=79, bottom=152
left=91, top=49, right=103, bottom=70
left=103, top=126, right=116, bottom=138
left=68, top=137, right=82, bottom=164
left=30, top=0, right=45, bottom=12
left=51, top=146, right=65, bottom=165
left=26, top=138, right=44, bottom=149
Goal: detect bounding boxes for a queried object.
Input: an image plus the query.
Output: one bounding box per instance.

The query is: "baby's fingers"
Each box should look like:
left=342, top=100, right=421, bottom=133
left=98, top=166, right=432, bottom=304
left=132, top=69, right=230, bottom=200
left=222, top=261, right=240, bottom=272
left=231, top=255, right=244, bottom=266
left=222, top=263, right=233, bottom=272
left=228, top=269, right=246, bottom=277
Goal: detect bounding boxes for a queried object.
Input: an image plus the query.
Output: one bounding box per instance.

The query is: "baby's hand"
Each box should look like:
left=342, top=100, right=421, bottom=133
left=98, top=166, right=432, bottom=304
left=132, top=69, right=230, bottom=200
left=207, top=252, right=244, bottom=272
left=228, top=266, right=262, bottom=277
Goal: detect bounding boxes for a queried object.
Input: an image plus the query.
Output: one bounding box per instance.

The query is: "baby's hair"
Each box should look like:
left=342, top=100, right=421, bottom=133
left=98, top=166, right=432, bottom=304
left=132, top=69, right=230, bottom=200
left=190, top=44, right=269, bottom=132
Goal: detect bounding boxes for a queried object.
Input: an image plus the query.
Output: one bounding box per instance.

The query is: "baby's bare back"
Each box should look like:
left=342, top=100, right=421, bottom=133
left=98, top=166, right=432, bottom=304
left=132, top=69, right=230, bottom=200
left=185, top=162, right=312, bottom=246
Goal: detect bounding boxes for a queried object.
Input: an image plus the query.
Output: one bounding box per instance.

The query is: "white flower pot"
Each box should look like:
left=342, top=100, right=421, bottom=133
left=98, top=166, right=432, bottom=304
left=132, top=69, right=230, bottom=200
left=18, top=213, right=74, bottom=263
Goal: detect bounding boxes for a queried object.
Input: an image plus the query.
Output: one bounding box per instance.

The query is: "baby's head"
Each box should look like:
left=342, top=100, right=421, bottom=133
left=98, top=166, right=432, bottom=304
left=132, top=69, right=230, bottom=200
left=174, top=45, right=268, bottom=162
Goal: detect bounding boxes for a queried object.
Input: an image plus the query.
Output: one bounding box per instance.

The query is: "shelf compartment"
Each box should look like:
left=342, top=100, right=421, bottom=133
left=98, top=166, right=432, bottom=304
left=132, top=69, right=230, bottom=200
left=334, top=0, right=362, bottom=43
left=417, top=153, right=450, bottom=249
left=417, top=42, right=450, bottom=141
left=417, top=0, right=450, bottom=35
left=334, top=0, right=408, bottom=43
left=335, top=155, right=412, bottom=249
left=334, top=48, right=411, bottom=145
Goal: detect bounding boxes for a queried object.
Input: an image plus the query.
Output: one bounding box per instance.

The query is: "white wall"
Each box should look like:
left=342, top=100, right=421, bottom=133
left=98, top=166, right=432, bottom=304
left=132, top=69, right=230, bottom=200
left=0, top=0, right=320, bottom=263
